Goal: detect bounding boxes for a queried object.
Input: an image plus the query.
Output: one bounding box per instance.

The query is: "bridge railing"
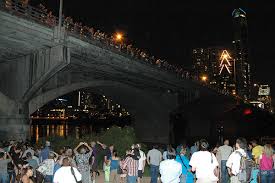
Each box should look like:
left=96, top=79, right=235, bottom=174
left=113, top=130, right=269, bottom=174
left=0, top=0, right=58, bottom=27
left=0, top=0, right=189, bottom=79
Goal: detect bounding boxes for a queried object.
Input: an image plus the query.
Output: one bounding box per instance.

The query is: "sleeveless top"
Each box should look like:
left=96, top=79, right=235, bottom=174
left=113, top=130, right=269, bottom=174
left=259, top=154, right=273, bottom=171
left=110, top=158, right=119, bottom=171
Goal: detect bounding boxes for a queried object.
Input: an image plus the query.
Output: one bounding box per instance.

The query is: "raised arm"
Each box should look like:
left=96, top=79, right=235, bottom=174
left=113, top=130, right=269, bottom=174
left=96, top=141, right=104, bottom=147
left=50, top=151, right=59, bottom=161
left=82, top=142, right=93, bottom=152
left=74, top=142, right=84, bottom=154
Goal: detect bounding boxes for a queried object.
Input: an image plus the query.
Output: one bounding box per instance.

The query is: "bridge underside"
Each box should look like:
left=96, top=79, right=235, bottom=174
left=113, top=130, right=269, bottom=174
left=28, top=79, right=178, bottom=143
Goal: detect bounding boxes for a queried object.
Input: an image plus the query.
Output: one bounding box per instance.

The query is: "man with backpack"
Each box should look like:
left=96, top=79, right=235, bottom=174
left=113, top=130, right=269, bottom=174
left=226, top=138, right=252, bottom=183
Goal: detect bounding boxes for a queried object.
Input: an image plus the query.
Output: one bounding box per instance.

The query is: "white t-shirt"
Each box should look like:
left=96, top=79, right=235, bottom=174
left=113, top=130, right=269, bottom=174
left=159, top=159, right=182, bottom=183
left=53, top=166, right=82, bottom=183
left=217, top=145, right=233, bottom=160
left=226, top=149, right=246, bottom=176
left=138, top=150, right=146, bottom=170
left=189, top=151, right=219, bottom=181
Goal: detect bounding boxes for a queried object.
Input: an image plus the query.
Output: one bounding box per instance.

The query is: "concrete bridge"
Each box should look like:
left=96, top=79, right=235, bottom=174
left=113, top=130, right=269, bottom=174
left=0, top=2, right=237, bottom=143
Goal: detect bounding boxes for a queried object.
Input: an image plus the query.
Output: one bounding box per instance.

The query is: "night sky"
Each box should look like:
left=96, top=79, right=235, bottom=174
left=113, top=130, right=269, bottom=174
left=32, top=0, right=275, bottom=100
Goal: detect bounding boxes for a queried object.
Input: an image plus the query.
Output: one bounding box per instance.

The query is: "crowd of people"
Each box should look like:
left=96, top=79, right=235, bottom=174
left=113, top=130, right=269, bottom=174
left=158, top=138, right=275, bottom=183
left=0, top=137, right=274, bottom=183
left=0, top=0, right=191, bottom=80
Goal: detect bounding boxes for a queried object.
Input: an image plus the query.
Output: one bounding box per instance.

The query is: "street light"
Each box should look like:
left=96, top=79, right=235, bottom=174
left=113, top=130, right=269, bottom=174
left=115, top=33, right=123, bottom=42
left=201, top=75, right=208, bottom=82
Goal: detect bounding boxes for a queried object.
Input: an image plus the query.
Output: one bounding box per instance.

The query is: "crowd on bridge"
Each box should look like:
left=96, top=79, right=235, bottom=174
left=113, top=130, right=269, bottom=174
left=0, top=137, right=274, bottom=183
left=0, top=0, right=191, bottom=80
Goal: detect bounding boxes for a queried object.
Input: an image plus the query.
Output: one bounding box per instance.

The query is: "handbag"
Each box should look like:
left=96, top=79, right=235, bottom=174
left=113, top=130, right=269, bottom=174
left=70, top=166, right=82, bottom=183
left=210, top=153, right=219, bottom=177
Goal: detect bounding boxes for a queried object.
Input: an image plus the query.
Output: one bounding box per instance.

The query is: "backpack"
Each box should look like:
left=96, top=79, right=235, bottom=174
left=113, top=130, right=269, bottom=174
left=235, top=151, right=253, bottom=182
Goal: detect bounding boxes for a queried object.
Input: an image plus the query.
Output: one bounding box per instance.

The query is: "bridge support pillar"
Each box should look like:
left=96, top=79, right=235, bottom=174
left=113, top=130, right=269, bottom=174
left=0, top=93, right=30, bottom=141
left=133, top=92, right=178, bottom=144
left=0, top=114, right=30, bottom=141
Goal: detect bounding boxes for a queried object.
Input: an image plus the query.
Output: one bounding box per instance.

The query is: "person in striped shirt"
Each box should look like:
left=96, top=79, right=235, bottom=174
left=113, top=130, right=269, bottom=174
left=121, top=149, right=139, bottom=183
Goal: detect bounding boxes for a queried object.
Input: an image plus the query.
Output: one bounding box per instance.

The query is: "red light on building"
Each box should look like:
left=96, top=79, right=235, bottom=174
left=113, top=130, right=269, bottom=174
left=243, top=108, right=252, bottom=115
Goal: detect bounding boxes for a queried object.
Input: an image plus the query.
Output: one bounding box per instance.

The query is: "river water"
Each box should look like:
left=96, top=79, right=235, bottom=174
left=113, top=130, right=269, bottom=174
left=30, top=120, right=93, bottom=143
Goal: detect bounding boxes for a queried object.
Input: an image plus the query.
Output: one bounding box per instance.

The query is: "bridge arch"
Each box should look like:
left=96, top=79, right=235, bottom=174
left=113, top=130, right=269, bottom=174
left=29, top=80, right=178, bottom=143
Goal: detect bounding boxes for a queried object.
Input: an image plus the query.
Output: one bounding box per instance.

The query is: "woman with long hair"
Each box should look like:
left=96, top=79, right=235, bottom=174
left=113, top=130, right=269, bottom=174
left=259, top=144, right=274, bottom=183
left=21, top=166, right=34, bottom=183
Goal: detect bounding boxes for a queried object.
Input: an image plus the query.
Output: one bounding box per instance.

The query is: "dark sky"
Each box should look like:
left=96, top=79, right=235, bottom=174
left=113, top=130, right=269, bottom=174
left=32, top=0, right=275, bottom=100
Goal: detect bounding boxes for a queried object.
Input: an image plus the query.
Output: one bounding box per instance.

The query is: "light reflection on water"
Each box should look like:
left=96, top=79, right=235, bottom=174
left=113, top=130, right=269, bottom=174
left=30, top=120, right=93, bottom=143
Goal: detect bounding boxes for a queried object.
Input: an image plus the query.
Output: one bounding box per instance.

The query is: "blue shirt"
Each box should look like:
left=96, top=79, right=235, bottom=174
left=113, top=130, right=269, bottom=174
left=27, top=159, right=38, bottom=169
left=53, top=163, right=61, bottom=175
left=175, top=155, right=189, bottom=175
left=247, top=150, right=253, bottom=159
left=40, top=147, right=50, bottom=162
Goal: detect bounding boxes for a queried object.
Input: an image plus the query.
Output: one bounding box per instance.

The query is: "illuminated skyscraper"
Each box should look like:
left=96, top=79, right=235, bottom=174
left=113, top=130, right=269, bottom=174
left=192, top=48, right=236, bottom=93
left=232, top=8, right=251, bottom=99
left=217, top=50, right=236, bottom=94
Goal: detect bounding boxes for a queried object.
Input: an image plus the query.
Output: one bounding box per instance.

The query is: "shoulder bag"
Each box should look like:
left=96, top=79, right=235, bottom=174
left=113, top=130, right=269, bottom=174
left=70, top=166, right=82, bottom=183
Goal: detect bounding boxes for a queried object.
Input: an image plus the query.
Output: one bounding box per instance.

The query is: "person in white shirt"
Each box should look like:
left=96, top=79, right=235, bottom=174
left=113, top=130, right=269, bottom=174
left=226, top=138, right=247, bottom=183
left=159, top=152, right=182, bottom=183
left=136, top=144, right=146, bottom=183
left=189, top=139, right=219, bottom=183
left=53, top=157, right=82, bottom=183
left=216, top=139, right=233, bottom=183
